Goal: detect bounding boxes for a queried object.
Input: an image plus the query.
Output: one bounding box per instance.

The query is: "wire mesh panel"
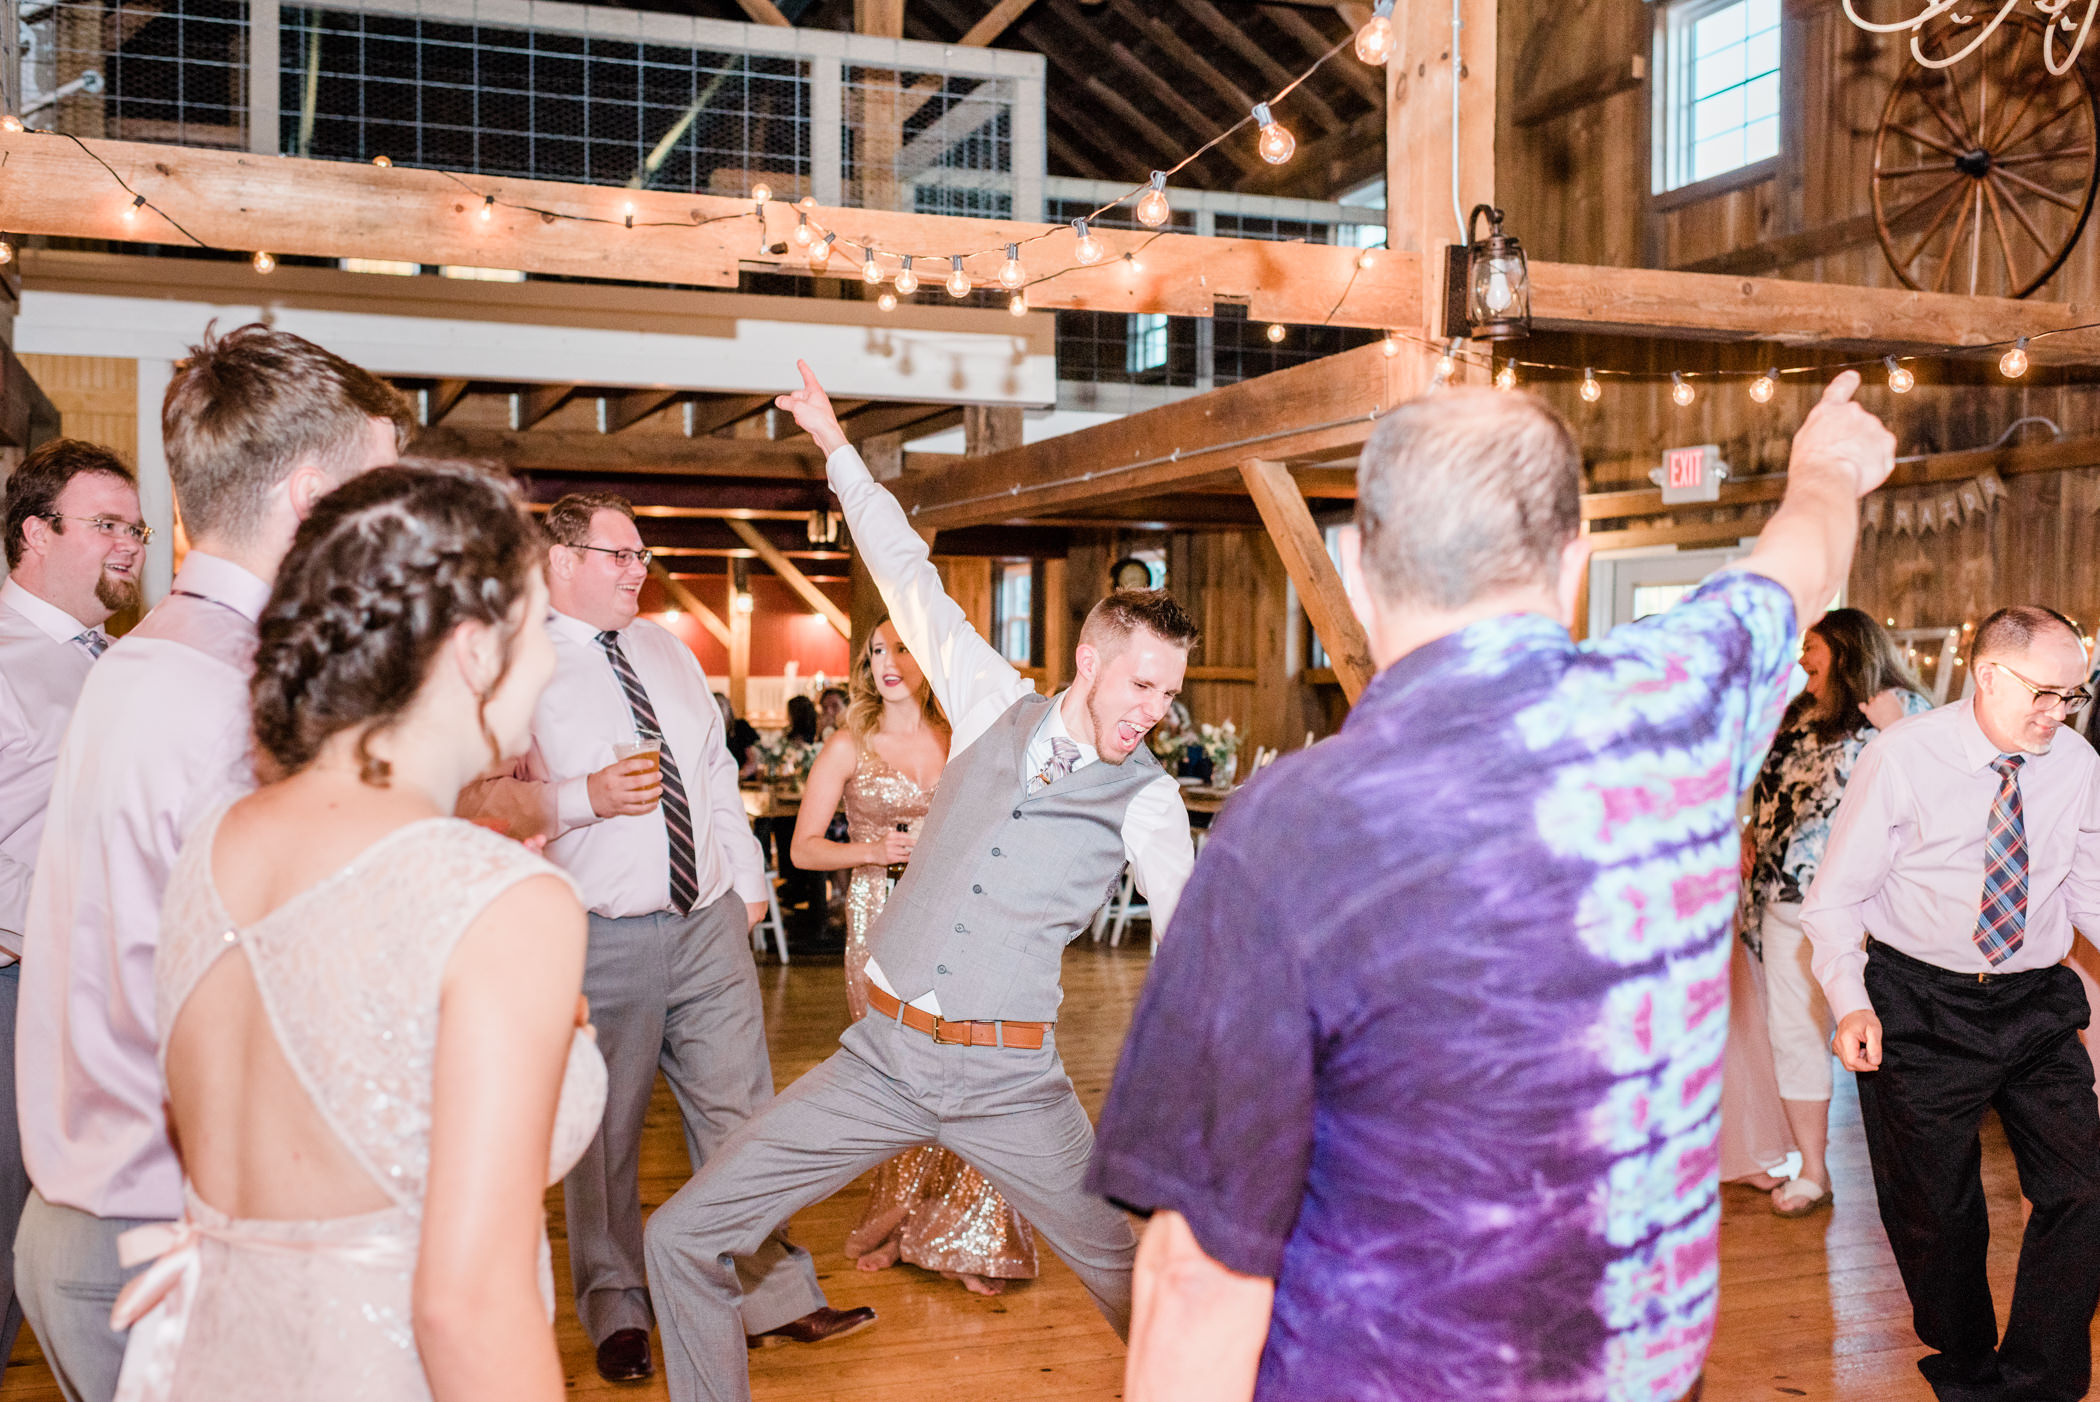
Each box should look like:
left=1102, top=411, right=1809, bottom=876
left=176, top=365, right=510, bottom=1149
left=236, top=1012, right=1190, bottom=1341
left=278, top=8, right=809, bottom=193
left=843, top=65, right=1012, bottom=216
left=26, top=0, right=249, bottom=146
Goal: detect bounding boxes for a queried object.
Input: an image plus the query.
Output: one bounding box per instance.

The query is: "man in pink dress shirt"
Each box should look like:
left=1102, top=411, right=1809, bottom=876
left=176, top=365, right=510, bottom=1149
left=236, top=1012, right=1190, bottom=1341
left=15, top=325, right=410, bottom=1402
left=1806, top=606, right=2100, bottom=1402
left=0, top=439, right=143, bottom=1386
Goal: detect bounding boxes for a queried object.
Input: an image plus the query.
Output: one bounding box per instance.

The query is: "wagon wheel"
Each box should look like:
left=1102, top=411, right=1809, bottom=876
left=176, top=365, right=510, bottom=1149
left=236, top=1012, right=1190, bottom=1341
left=1872, top=11, right=2100, bottom=299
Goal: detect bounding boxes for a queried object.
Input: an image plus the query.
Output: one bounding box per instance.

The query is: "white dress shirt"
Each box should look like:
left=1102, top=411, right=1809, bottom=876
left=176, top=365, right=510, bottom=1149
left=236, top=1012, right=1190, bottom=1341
left=1804, top=696, right=2100, bottom=1022
left=18, top=552, right=268, bottom=1220
left=825, top=443, right=1195, bottom=1016
left=0, top=578, right=107, bottom=961
left=467, top=610, right=766, bottom=920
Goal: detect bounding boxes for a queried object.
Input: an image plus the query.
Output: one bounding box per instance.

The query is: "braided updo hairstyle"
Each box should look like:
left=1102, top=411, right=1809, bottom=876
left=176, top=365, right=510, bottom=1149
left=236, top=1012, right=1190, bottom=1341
left=251, top=460, right=543, bottom=786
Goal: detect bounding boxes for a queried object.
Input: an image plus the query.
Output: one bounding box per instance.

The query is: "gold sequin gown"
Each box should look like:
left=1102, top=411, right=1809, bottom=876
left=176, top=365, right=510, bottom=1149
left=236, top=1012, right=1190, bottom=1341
left=840, top=744, right=1039, bottom=1282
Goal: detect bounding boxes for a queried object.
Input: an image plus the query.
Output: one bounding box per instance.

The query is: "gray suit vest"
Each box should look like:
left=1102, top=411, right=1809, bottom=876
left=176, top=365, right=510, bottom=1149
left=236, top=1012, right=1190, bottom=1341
left=867, top=692, right=1163, bottom=1022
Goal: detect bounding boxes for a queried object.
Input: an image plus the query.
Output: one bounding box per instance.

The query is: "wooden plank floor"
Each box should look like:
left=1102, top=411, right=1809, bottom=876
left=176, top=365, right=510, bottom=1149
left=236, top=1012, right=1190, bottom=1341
left=0, top=936, right=2080, bottom=1400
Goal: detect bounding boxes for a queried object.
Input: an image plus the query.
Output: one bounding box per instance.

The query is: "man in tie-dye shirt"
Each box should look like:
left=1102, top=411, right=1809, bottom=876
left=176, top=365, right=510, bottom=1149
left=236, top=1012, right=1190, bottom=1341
left=1089, top=373, right=1896, bottom=1402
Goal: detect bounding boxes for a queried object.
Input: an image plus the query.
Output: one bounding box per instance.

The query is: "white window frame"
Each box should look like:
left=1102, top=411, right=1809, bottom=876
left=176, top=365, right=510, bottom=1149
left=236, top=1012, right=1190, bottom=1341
left=1653, top=0, right=1782, bottom=194
left=1126, top=313, right=1170, bottom=375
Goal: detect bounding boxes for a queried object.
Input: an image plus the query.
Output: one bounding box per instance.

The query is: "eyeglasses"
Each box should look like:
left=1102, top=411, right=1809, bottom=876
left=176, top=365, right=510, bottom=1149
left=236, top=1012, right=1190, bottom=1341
left=1990, top=662, right=2093, bottom=716
left=569, top=544, right=653, bottom=568
left=40, top=513, right=152, bottom=545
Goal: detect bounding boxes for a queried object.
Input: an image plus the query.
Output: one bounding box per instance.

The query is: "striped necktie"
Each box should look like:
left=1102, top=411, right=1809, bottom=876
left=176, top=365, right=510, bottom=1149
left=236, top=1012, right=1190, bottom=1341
left=76, top=631, right=109, bottom=660
left=597, top=631, right=701, bottom=915
left=1030, top=736, right=1081, bottom=795
left=1975, top=753, right=2028, bottom=966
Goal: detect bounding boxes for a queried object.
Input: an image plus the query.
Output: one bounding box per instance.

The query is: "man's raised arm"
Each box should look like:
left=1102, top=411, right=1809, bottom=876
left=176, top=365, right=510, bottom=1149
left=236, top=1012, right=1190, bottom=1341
left=775, top=360, right=1031, bottom=748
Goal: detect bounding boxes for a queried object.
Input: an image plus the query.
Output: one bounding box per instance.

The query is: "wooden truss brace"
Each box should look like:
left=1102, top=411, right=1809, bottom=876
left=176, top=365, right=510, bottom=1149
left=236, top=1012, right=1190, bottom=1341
left=647, top=561, right=735, bottom=646
left=1240, top=458, right=1376, bottom=701
left=725, top=518, right=852, bottom=638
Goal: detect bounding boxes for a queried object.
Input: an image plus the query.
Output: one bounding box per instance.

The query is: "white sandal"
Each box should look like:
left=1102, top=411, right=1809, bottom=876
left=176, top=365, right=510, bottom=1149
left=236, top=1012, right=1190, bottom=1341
left=1771, top=1177, right=1832, bottom=1218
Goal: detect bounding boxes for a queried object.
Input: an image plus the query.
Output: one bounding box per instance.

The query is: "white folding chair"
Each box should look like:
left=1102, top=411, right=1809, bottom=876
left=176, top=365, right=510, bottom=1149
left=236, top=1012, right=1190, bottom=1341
left=751, top=867, right=790, bottom=964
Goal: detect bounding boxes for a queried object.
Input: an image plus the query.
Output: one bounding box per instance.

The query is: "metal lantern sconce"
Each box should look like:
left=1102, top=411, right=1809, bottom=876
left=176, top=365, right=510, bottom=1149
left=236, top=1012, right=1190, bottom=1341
left=1443, top=204, right=1531, bottom=342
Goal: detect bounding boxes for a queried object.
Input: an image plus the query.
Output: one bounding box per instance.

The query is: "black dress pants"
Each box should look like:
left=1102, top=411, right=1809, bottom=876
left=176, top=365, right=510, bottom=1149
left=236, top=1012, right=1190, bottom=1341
left=1858, top=940, right=2100, bottom=1402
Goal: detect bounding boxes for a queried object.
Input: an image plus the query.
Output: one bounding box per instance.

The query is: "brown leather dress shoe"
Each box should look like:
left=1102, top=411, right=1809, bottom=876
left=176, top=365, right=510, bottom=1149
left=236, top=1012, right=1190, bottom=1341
left=746, top=1305, right=877, bottom=1349
left=595, top=1327, right=654, bottom=1382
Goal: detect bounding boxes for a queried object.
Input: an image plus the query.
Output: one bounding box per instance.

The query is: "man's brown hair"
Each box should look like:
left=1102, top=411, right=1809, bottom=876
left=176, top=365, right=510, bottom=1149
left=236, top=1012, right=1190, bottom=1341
left=1079, top=589, right=1200, bottom=657
left=3, top=438, right=136, bottom=569
left=543, top=491, right=638, bottom=548
left=161, top=323, right=414, bottom=543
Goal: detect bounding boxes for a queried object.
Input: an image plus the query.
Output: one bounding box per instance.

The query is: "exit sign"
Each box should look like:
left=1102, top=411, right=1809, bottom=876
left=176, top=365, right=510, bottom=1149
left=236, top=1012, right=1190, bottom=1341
left=1655, top=444, right=1727, bottom=504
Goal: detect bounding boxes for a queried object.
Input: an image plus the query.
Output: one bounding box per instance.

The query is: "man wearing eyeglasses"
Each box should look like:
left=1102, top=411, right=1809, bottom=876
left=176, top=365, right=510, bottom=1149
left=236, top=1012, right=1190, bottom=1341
left=1805, top=605, right=2100, bottom=1402
left=0, top=439, right=142, bottom=1387
left=459, top=491, right=863, bottom=1386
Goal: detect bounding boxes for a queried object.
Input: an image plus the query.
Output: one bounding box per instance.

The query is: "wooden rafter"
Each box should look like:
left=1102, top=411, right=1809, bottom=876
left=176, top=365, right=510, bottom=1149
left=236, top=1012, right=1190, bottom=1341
left=425, top=378, right=471, bottom=426
left=1240, top=457, right=1375, bottom=700
left=600, top=388, right=680, bottom=434
left=959, top=0, right=1043, bottom=45
left=648, top=561, right=735, bottom=646
left=514, top=382, right=577, bottom=429
left=1257, top=5, right=1384, bottom=109
left=726, top=518, right=852, bottom=637
left=414, top=425, right=826, bottom=477
left=1106, top=0, right=1264, bottom=122
left=1102, top=42, right=1266, bottom=178
left=1169, top=0, right=1345, bottom=132
left=842, top=402, right=969, bottom=442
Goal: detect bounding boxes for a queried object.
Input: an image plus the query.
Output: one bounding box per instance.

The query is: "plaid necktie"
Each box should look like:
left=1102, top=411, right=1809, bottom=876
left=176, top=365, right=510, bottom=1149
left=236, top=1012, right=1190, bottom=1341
left=76, top=631, right=108, bottom=660
left=597, top=631, right=701, bottom=915
left=1975, top=753, right=2028, bottom=966
left=1030, top=736, right=1081, bottom=795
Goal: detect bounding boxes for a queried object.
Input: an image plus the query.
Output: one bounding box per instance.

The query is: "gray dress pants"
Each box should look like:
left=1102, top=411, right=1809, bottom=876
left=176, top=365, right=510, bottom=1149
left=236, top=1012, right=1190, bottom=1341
left=564, top=893, right=826, bottom=1343
left=0, top=963, right=30, bottom=1384
left=644, top=1011, right=1137, bottom=1402
left=14, top=1192, right=155, bottom=1402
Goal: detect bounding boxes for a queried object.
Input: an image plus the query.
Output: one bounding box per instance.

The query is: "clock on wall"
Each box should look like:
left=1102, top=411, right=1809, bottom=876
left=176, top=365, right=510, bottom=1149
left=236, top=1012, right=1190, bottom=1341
left=1111, top=557, right=1156, bottom=592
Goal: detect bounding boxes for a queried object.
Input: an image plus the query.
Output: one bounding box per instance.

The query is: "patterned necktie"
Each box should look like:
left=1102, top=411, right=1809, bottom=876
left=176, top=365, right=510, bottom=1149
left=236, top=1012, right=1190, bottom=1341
left=1031, top=736, right=1081, bottom=795
left=76, top=631, right=108, bottom=660
left=597, top=631, right=700, bottom=915
left=1975, top=753, right=2029, bottom=966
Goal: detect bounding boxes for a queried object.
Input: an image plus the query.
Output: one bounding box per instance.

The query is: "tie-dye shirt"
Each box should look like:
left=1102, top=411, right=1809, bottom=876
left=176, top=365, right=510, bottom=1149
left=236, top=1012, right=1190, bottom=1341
left=1088, top=571, right=1796, bottom=1402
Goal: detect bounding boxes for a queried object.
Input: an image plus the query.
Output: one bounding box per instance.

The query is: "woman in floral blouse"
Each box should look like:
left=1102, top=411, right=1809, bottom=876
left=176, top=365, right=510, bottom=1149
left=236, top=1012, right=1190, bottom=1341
left=1743, top=608, right=1929, bottom=1216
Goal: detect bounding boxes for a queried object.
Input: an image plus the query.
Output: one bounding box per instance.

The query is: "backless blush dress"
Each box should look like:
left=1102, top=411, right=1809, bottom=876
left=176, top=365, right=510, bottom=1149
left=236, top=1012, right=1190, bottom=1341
left=110, top=812, right=608, bottom=1402
left=837, top=744, right=1038, bottom=1283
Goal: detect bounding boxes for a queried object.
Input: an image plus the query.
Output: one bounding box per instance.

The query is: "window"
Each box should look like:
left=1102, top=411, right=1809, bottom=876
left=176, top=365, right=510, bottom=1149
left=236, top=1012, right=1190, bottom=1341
left=1630, top=583, right=1695, bottom=620
left=1126, top=313, right=1169, bottom=375
left=1656, top=0, right=1780, bottom=192
left=993, top=559, right=1034, bottom=665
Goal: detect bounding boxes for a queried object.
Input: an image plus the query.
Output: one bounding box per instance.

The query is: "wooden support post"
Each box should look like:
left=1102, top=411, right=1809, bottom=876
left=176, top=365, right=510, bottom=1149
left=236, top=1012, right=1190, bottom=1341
left=726, top=517, right=852, bottom=638
left=1040, top=555, right=1069, bottom=693
left=1239, top=458, right=1376, bottom=702
left=862, top=432, right=905, bottom=483
left=727, top=571, right=751, bottom=717
left=1389, top=0, right=1495, bottom=374
left=647, top=561, right=733, bottom=647
left=964, top=404, right=1024, bottom=457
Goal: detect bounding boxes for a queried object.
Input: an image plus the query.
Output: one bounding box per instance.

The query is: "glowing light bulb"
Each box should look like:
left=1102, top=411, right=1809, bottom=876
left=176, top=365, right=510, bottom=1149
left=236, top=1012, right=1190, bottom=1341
left=478, top=195, right=494, bottom=223
left=1354, top=0, right=1398, bottom=63
left=1072, top=217, right=1103, bottom=265
left=861, top=249, right=883, bottom=284
left=1494, top=363, right=1517, bottom=392
left=2002, top=337, right=2030, bottom=378
left=1381, top=335, right=1399, bottom=358
left=1671, top=372, right=1694, bottom=407
left=1885, top=355, right=1914, bottom=393
left=1436, top=347, right=1457, bottom=383
left=1135, top=171, right=1171, bottom=229
left=1749, top=368, right=1777, bottom=404
left=999, top=242, right=1026, bottom=289
left=0, top=240, right=14, bottom=267
left=792, top=213, right=814, bottom=248
left=251, top=249, right=275, bottom=274
left=798, top=195, right=817, bottom=210
left=734, top=590, right=755, bottom=614
left=123, top=194, right=145, bottom=223
left=1580, top=369, right=1601, bottom=403
left=622, top=201, right=635, bottom=228
left=809, top=232, right=834, bottom=271
left=1484, top=268, right=1513, bottom=313
left=0, top=114, right=22, bottom=134
left=1266, top=322, right=1286, bottom=343
left=1009, top=292, right=1027, bottom=317
left=1253, top=102, right=1295, bottom=165
left=1123, top=254, right=1142, bottom=274
left=946, top=256, right=972, bottom=298
left=750, top=181, right=773, bottom=204
left=1358, top=249, right=1378, bottom=270
left=371, top=154, right=392, bottom=168
left=894, top=256, right=918, bottom=295
left=878, top=291, right=898, bottom=312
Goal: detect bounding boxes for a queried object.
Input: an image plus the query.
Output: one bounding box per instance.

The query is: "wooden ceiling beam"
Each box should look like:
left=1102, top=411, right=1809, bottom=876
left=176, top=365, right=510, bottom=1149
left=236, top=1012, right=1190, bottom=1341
left=1046, top=128, right=1109, bottom=179
left=1107, top=0, right=1263, bottom=120
left=840, top=402, right=968, bottom=442
left=726, top=518, right=852, bottom=637
left=959, top=0, right=1042, bottom=45
left=891, top=338, right=1404, bottom=529
left=1083, top=76, right=1229, bottom=182
left=1168, top=0, right=1345, bottom=132
left=1258, top=5, right=1384, bottom=109
left=425, top=378, right=471, bottom=426
left=647, top=561, right=735, bottom=645
left=600, top=388, right=680, bottom=434
left=685, top=394, right=777, bottom=438
left=1102, top=41, right=1267, bottom=178
left=414, top=425, right=826, bottom=478
left=0, top=133, right=1417, bottom=329
left=514, top=382, right=578, bottom=430
left=731, top=0, right=793, bottom=23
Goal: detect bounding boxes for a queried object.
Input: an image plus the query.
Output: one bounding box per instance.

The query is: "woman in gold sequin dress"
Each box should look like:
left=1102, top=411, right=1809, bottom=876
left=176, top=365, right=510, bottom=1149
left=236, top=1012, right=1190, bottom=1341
left=790, top=618, right=1039, bottom=1296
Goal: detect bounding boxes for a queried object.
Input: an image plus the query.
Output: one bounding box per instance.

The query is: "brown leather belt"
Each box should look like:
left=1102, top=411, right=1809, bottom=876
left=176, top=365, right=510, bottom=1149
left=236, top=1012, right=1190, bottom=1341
left=866, top=982, right=1049, bottom=1050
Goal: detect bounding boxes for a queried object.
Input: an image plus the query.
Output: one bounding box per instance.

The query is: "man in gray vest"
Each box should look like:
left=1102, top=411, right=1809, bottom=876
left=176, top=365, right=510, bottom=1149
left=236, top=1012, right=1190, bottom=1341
left=643, top=362, right=1198, bottom=1402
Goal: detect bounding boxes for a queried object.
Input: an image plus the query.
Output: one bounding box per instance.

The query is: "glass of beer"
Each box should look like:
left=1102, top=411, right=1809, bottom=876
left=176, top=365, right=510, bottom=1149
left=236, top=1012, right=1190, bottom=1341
left=614, top=731, right=663, bottom=809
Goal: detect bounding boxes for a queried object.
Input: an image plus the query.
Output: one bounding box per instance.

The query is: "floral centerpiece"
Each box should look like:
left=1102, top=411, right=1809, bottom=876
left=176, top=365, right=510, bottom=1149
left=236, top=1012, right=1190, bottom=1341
left=754, top=734, right=819, bottom=790
left=1199, top=719, right=1242, bottom=787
